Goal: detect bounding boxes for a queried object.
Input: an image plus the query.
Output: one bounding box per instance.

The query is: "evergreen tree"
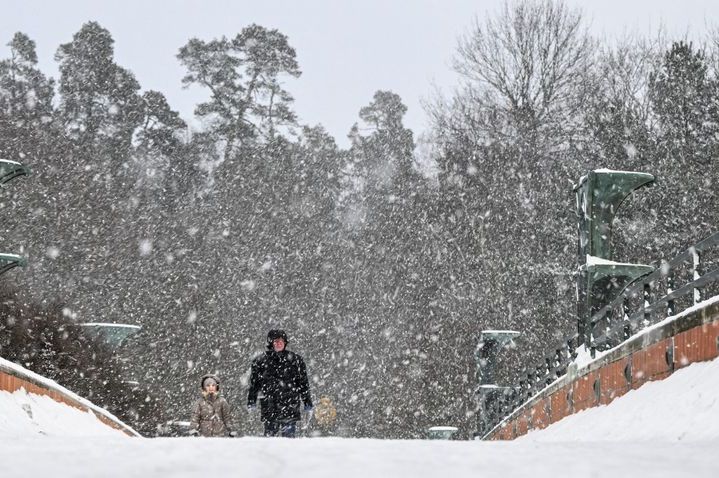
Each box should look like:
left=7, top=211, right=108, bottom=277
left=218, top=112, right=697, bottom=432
left=650, top=41, right=719, bottom=165
left=0, top=32, right=55, bottom=160
left=55, top=21, right=144, bottom=162
left=177, top=24, right=301, bottom=158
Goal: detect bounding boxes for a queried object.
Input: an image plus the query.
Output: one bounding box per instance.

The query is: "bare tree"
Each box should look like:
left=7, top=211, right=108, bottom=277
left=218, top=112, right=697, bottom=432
left=453, top=0, right=594, bottom=152
left=581, top=34, right=666, bottom=167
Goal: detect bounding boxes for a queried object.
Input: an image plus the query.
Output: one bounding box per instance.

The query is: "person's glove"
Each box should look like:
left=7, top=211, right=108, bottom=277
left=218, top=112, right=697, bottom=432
left=228, top=431, right=238, bottom=438
left=188, top=429, right=199, bottom=437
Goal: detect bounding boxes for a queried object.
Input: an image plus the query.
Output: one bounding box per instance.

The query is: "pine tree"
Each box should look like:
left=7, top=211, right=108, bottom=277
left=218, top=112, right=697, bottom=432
left=650, top=41, right=719, bottom=165
left=55, top=21, right=143, bottom=160
left=177, top=24, right=301, bottom=158
left=0, top=32, right=55, bottom=160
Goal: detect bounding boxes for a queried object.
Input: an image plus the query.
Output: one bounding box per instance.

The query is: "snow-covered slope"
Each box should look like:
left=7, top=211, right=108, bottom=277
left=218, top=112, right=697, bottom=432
left=521, top=355, right=719, bottom=442
left=0, top=388, right=126, bottom=437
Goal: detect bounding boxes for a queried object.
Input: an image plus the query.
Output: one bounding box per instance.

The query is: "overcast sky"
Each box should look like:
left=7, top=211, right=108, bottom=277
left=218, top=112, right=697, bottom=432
left=1, top=0, right=718, bottom=147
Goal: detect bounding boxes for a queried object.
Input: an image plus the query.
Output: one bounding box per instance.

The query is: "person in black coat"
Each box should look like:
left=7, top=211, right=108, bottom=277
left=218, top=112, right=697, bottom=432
left=247, top=329, right=313, bottom=437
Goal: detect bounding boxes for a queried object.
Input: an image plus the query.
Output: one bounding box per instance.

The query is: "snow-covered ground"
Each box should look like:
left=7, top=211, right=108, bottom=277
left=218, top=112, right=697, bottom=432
left=523, top=356, right=719, bottom=442
left=0, top=356, right=139, bottom=435
left=0, top=358, right=717, bottom=477
left=0, top=435, right=716, bottom=478
left=0, top=387, right=126, bottom=437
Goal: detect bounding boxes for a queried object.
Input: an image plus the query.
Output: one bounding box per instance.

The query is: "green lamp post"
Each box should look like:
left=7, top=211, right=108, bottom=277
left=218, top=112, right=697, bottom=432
left=574, top=169, right=655, bottom=347
left=0, top=159, right=30, bottom=276
left=475, top=330, right=520, bottom=438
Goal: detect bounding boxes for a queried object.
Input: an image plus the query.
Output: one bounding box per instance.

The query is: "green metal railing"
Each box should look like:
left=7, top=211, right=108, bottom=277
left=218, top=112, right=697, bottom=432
left=477, top=169, right=717, bottom=438
left=480, top=231, right=719, bottom=438
left=590, top=232, right=719, bottom=351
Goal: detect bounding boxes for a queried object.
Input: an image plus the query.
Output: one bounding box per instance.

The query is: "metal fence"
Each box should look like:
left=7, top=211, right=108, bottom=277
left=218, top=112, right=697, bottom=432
left=482, top=231, right=719, bottom=436
left=590, top=233, right=719, bottom=351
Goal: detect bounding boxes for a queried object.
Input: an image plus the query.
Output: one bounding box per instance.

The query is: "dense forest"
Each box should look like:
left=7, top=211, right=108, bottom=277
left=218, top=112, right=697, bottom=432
left=0, top=1, right=717, bottom=438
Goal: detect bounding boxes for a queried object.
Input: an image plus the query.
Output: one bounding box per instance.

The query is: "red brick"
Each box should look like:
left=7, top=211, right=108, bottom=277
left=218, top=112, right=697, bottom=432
left=675, top=321, right=719, bottom=369
left=630, top=338, right=672, bottom=388
left=549, top=386, right=571, bottom=424
left=499, top=423, right=513, bottom=440
left=572, top=371, right=599, bottom=412
left=530, top=398, right=550, bottom=430
left=516, top=410, right=529, bottom=437
left=599, top=357, right=630, bottom=405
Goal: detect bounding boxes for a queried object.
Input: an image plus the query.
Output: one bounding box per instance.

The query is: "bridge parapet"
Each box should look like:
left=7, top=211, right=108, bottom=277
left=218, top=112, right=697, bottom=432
left=477, top=168, right=719, bottom=438
left=483, top=296, right=719, bottom=440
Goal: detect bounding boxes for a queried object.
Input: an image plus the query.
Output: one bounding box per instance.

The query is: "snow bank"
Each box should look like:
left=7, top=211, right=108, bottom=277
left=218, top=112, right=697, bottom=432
left=2, top=358, right=719, bottom=476
left=0, top=356, right=139, bottom=436
left=0, top=388, right=127, bottom=437
left=1, top=435, right=717, bottom=478
left=522, top=357, right=719, bottom=442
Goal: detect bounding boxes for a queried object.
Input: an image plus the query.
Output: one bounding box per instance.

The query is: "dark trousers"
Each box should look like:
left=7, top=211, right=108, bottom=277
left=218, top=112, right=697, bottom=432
left=264, top=421, right=297, bottom=438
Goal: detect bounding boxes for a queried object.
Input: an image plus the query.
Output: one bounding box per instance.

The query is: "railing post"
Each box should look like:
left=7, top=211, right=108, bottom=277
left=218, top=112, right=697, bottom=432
left=545, top=356, right=553, bottom=385
left=568, top=336, right=578, bottom=361
left=475, top=330, right=520, bottom=438
left=0, top=159, right=30, bottom=276
left=607, top=307, right=617, bottom=349
left=622, top=295, right=632, bottom=340
left=666, top=267, right=676, bottom=317
left=643, top=282, right=651, bottom=327
left=555, top=348, right=564, bottom=378
left=574, top=170, right=654, bottom=347
left=527, top=369, right=535, bottom=396
left=692, top=247, right=702, bottom=305
left=536, top=364, right=545, bottom=390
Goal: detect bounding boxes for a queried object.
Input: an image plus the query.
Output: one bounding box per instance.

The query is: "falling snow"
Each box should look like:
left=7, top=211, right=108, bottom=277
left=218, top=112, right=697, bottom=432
left=0, top=0, right=716, bottom=448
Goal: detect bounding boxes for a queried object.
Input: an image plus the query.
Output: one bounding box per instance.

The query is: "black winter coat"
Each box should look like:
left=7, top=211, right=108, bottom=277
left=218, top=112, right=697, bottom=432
left=247, top=350, right=313, bottom=423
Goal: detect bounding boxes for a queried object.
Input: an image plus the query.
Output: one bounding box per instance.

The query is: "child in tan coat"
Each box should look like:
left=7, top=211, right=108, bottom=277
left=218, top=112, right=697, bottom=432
left=189, top=374, right=237, bottom=437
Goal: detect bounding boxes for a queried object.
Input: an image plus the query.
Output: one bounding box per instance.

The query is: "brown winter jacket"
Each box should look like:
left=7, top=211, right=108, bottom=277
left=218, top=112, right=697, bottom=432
left=189, top=393, right=235, bottom=437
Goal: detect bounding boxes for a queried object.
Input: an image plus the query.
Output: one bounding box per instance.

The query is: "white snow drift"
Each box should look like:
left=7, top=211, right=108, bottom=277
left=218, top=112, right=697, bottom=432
left=0, top=387, right=126, bottom=437
left=522, top=353, right=719, bottom=442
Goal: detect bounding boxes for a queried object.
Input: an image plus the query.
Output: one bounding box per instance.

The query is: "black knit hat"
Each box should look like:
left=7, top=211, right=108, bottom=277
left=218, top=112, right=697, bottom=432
left=266, top=329, right=289, bottom=350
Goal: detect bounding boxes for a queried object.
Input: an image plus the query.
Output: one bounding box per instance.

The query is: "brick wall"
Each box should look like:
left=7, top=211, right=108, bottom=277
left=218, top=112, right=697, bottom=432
left=674, top=321, right=719, bottom=368
left=630, top=338, right=673, bottom=388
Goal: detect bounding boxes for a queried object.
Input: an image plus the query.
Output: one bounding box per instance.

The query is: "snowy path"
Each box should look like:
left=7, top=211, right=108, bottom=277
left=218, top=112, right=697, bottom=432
left=0, top=435, right=717, bottom=478
left=2, top=359, right=719, bottom=477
